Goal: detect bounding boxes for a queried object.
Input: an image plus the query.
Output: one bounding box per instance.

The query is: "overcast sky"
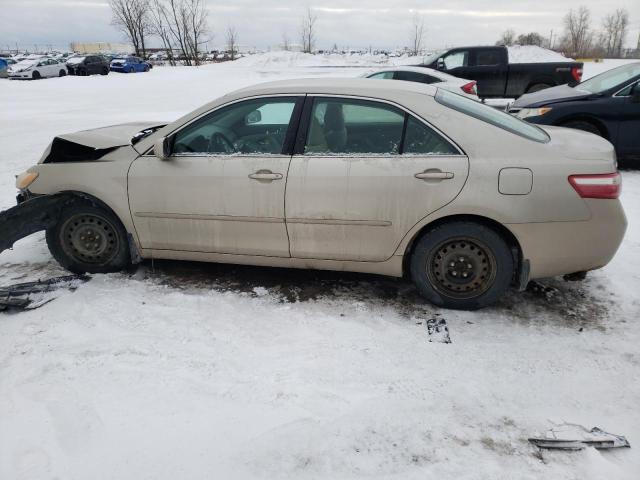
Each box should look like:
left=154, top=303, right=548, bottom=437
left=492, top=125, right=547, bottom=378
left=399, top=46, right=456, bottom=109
left=1, top=0, right=639, bottom=51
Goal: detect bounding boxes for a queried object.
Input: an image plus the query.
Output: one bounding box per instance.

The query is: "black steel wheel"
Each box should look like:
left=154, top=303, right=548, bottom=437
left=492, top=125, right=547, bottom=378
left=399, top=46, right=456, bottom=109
left=410, top=221, right=514, bottom=310
left=32, top=71, right=41, bottom=80
left=46, top=200, right=130, bottom=273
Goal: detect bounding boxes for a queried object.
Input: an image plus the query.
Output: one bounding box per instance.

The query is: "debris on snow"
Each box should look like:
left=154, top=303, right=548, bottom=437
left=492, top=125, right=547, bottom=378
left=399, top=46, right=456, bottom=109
left=529, top=424, right=631, bottom=451
left=426, top=316, right=451, bottom=343
left=0, top=275, right=89, bottom=312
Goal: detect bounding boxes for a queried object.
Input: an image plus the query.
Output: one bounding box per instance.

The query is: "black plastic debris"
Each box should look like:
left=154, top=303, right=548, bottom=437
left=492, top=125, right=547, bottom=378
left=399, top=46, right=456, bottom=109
left=0, top=275, right=90, bottom=312
left=529, top=425, right=631, bottom=451
left=426, top=316, right=451, bottom=343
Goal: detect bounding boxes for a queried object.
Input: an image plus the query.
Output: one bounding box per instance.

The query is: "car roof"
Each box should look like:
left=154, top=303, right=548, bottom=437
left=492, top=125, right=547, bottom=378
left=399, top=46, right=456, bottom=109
left=365, top=65, right=466, bottom=83
left=232, top=77, right=438, bottom=98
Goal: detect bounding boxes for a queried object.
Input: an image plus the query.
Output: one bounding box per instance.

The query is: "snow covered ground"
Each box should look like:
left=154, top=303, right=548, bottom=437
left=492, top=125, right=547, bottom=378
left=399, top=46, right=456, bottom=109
left=1, top=55, right=639, bottom=480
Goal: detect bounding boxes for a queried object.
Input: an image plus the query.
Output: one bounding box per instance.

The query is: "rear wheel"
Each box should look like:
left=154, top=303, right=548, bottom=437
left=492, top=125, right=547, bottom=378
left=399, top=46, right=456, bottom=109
left=560, top=120, right=602, bottom=137
left=410, top=222, right=514, bottom=310
left=46, top=201, right=130, bottom=274
left=526, top=83, right=552, bottom=93
left=59, top=69, right=66, bottom=77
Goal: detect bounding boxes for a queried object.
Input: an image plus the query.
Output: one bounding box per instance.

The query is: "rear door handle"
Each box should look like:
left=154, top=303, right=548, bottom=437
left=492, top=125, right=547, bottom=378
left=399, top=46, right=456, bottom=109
left=415, top=171, right=454, bottom=180
left=248, top=170, right=283, bottom=182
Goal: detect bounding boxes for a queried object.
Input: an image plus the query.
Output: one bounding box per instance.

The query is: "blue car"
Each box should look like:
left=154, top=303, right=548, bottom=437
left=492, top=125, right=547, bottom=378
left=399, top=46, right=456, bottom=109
left=109, top=56, right=151, bottom=73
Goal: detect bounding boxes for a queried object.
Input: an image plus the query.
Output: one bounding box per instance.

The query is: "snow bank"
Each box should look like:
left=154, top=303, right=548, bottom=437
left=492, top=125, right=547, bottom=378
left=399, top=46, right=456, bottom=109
left=507, top=45, right=573, bottom=63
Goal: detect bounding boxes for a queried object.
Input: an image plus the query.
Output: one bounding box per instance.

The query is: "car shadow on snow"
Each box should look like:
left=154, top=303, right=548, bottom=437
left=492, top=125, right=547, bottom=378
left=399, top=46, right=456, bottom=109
left=137, top=259, right=612, bottom=330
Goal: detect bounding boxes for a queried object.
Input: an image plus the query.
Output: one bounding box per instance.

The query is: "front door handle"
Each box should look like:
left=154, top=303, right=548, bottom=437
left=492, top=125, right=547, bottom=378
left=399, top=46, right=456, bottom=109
left=248, top=170, right=283, bottom=182
left=415, top=171, right=455, bottom=180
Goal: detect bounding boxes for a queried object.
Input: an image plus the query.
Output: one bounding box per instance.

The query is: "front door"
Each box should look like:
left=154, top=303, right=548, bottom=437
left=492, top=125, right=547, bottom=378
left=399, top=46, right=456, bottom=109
left=128, top=96, right=303, bottom=257
left=285, top=96, right=469, bottom=262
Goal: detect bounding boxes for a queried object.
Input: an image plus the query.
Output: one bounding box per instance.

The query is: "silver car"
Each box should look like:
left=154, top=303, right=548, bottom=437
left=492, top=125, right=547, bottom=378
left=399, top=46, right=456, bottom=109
left=2, top=78, right=627, bottom=309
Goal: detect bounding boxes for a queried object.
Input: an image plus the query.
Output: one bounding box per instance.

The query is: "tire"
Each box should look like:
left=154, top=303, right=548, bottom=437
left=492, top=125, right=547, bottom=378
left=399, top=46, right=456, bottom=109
left=127, top=66, right=134, bottom=73
left=101, top=67, right=108, bottom=75
left=409, top=221, right=514, bottom=310
left=143, top=65, right=149, bottom=72
left=46, top=200, right=130, bottom=274
left=32, top=71, right=41, bottom=80
left=560, top=120, right=602, bottom=137
left=526, top=83, right=552, bottom=93
left=59, top=69, right=66, bottom=77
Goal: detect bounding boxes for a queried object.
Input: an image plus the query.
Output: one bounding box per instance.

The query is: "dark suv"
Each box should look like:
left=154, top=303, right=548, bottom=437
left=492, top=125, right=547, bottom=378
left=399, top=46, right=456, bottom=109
left=66, top=55, right=110, bottom=76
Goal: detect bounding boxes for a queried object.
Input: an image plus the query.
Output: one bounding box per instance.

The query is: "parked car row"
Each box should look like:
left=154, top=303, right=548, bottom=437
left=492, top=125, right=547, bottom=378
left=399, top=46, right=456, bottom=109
left=3, top=55, right=152, bottom=80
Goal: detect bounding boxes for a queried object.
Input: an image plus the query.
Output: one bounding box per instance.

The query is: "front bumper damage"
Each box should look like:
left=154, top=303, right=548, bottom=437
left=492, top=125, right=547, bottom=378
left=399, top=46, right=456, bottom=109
left=0, top=193, right=74, bottom=255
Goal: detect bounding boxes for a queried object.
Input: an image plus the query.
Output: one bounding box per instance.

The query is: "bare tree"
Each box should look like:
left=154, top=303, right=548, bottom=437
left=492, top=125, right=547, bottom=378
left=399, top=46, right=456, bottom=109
left=562, top=6, right=593, bottom=57
left=409, top=13, right=425, bottom=56
left=158, top=0, right=208, bottom=66
left=300, top=7, right=317, bottom=53
left=517, top=32, right=546, bottom=46
left=109, top=0, right=150, bottom=57
left=226, top=26, right=238, bottom=60
left=601, top=9, right=629, bottom=57
left=184, top=0, right=208, bottom=65
left=149, top=0, right=176, bottom=65
left=282, top=31, right=290, bottom=51
left=496, top=29, right=516, bottom=46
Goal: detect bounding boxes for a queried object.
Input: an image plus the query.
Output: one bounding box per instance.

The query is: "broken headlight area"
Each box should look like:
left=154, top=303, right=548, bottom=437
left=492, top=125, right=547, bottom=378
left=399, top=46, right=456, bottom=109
left=42, top=137, right=118, bottom=164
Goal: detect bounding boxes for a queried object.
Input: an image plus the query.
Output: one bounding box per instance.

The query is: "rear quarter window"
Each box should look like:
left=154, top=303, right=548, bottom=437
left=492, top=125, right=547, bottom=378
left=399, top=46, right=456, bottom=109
left=435, top=89, right=550, bottom=143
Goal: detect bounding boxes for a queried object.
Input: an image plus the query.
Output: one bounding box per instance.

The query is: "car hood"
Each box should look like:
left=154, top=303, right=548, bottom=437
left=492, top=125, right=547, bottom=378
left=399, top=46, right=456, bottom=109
left=512, top=84, right=592, bottom=108
left=57, top=122, right=166, bottom=149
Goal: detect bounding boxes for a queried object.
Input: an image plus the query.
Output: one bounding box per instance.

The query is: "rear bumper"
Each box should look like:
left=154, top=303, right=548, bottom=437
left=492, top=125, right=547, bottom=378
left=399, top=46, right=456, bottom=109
left=507, top=199, right=627, bottom=279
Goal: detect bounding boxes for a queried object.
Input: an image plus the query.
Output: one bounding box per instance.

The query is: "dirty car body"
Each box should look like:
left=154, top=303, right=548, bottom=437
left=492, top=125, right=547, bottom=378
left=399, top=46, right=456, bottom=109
left=2, top=79, right=627, bottom=309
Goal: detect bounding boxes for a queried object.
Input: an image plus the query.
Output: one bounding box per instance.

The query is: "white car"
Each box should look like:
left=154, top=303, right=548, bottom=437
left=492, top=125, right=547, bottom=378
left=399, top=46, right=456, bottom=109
left=364, top=66, right=479, bottom=100
left=8, top=58, right=67, bottom=80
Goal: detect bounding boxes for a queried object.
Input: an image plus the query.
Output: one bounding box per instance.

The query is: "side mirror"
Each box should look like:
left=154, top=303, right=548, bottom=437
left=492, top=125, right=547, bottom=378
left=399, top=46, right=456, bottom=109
left=246, top=110, right=262, bottom=125
left=436, top=58, right=445, bottom=70
left=154, top=136, right=171, bottom=160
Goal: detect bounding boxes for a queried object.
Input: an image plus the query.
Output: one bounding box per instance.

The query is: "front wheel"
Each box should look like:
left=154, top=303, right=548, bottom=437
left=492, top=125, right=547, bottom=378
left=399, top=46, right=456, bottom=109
left=410, top=222, right=514, bottom=310
left=32, top=71, right=41, bottom=80
left=59, top=69, right=66, bottom=77
left=46, top=200, right=130, bottom=274
left=101, top=67, right=108, bottom=75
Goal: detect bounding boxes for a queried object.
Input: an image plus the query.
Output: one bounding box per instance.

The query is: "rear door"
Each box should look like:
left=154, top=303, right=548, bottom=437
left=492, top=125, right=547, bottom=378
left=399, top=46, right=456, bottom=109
left=285, top=96, right=469, bottom=262
left=470, top=48, right=508, bottom=97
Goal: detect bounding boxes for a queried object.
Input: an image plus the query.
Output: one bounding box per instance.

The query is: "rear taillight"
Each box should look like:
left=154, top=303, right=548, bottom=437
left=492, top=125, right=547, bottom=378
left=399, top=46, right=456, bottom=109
left=568, top=172, right=621, bottom=199
left=461, top=81, right=477, bottom=96
left=571, top=66, right=583, bottom=82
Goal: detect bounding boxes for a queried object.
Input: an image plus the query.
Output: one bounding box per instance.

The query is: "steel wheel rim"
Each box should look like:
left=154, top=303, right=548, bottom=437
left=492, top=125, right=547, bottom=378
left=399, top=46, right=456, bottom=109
left=60, top=213, right=119, bottom=264
left=426, top=236, right=497, bottom=299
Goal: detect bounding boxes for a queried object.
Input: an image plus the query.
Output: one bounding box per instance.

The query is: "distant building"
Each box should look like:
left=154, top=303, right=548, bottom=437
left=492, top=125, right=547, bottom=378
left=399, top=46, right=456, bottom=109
left=70, top=42, right=133, bottom=54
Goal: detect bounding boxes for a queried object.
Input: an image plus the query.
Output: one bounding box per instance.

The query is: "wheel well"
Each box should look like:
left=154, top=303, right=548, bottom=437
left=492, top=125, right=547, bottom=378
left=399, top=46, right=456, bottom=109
left=557, top=115, right=609, bottom=139
left=525, top=78, right=554, bottom=91
left=59, top=191, right=122, bottom=223
left=402, top=214, right=523, bottom=280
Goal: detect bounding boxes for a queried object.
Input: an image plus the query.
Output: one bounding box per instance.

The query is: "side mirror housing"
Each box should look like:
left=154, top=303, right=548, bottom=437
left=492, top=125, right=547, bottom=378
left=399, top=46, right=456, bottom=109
left=436, top=58, right=445, bottom=70
left=154, top=136, right=171, bottom=160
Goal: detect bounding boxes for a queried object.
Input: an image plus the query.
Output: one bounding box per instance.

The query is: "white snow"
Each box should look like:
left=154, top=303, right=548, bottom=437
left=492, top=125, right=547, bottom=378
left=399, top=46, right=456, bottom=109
left=507, top=45, right=574, bottom=63
left=1, top=56, right=640, bottom=480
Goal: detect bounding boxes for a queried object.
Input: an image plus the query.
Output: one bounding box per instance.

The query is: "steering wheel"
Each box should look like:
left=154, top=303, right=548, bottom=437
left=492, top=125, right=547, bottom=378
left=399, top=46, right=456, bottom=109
left=209, top=131, right=236, bottom=153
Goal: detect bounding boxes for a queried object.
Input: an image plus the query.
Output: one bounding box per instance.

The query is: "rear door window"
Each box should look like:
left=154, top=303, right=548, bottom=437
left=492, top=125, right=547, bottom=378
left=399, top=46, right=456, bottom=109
left=368, top=71, right=394, bottom=79
left=403, top=117, right=459, bottom=155
left=474, top=49, right=502, bottom=66
left=304, top=98, right=404, bottom=154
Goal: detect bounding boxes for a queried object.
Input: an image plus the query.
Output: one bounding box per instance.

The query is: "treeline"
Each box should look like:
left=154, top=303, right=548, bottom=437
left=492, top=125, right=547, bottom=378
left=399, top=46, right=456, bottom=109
left=497, top=6, right=633, bottom=58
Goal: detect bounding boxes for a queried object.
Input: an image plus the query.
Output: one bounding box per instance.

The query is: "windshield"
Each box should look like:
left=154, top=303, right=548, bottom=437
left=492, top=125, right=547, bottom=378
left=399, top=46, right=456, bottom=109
left=435, top=89, right=549, bottom=143
left=577, top=62, right=640, bottom=94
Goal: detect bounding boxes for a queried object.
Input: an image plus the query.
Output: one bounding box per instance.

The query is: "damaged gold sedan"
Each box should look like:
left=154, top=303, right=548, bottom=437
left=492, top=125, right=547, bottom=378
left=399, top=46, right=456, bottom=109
left=1, top=79, right=627, bottom=309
